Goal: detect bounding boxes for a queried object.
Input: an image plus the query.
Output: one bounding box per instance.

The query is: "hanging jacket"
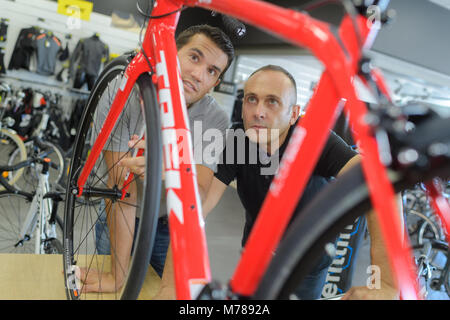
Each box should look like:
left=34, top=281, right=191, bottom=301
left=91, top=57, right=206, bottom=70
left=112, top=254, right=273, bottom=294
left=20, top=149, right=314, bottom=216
left=0, top=19, right=9, bottom=42
left=8, top=27, right=40, bottom=70
left=69, top=35, right=109, bottom=78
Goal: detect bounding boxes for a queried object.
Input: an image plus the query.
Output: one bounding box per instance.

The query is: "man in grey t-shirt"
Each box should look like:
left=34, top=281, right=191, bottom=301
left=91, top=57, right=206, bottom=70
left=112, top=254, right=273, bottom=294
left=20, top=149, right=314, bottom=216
left=81, top=25, right=235, bottom=293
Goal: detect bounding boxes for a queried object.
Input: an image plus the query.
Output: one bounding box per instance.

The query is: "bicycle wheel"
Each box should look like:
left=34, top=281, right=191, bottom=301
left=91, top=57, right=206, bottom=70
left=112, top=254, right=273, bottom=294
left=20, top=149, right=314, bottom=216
left=8, top=139, right=66, bottom=192
left=0, top=191, right=63, bottom=253
left=0, top=128, right=26, bottom=191
left=255, top=118, right=450, bottom=299
left=63, top=55, right=162, bottom=300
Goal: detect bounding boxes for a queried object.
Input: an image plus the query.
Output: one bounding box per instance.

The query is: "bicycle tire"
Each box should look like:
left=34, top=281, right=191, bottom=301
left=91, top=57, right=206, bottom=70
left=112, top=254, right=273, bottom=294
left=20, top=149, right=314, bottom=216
left=0, top=191, right=63, bottom=253
left=0, top=128, right=26, bottom=191
left=63, top=55, right=162, bottom=300
left=255, top=117, right=450, bottom=299
left=8, top=139, right=66, bottom=192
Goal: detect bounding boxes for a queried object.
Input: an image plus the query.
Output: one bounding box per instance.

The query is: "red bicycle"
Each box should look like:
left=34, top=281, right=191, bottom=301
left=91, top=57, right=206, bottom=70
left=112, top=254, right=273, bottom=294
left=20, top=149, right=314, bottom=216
left=63, top=0, right=450, bottom=300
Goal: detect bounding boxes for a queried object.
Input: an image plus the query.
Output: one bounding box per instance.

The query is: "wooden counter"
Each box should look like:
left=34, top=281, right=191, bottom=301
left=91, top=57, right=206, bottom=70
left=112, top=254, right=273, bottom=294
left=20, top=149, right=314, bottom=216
left=0, top=254, right=161, bottom=300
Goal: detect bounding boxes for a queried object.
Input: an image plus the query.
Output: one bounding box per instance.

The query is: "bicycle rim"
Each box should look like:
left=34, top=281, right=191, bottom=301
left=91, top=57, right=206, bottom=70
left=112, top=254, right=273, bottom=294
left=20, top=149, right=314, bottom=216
left=254, top=161, right=450, bottom=299
left=63, top=56, right=162, bottom=300
left=0, top=128, right=26, bottom=191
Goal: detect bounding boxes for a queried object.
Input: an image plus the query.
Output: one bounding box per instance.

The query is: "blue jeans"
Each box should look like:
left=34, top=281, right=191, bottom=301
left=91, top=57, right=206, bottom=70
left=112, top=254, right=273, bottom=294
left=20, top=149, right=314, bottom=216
left=95, top=201, right=170, bottom=278
left=294, top=250, right=333, bottom=299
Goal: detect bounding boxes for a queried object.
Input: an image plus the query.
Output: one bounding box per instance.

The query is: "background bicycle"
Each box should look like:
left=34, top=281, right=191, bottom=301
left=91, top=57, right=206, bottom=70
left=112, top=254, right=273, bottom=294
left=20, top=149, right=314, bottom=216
left=1, top=86, right=69, bottom=192
left=403, top=180, right=449, bottom=299
left=0, top=154, right=64, bottom=254
left=0, top=81, right=27, bottom=190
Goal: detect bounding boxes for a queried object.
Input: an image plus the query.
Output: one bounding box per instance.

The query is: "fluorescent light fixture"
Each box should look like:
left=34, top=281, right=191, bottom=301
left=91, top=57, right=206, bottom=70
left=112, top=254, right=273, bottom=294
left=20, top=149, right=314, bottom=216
left=428, top=0, right=450, bottom=10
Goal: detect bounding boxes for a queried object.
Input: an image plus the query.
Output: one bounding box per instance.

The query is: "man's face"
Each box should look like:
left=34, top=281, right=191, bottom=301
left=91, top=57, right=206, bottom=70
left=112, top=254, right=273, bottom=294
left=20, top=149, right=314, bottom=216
left=178, top=34, right=229, bottom=106
left=242, top=70, right=298, bottom=147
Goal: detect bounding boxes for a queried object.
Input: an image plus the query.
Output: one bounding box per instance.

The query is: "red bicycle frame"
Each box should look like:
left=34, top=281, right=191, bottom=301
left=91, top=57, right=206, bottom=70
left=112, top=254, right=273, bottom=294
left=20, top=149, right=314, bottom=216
left=75, top=0, right=448, bottom=300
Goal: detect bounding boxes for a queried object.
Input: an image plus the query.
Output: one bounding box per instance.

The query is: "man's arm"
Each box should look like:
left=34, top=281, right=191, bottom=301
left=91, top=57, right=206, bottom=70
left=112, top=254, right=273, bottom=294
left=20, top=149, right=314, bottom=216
left=80, top=150, right=137, bottom=293
left=338, top=155, right=399, bottom=300
left=201, top=176, right=228, bottom=218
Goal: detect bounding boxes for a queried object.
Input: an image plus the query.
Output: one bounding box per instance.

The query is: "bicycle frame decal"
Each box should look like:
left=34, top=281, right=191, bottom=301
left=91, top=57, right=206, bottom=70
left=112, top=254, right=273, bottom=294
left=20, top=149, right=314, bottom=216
left=148, top=4, right=211, bottom=299
left=119, top=73, right=128, bottom=92
left=156, top=50, right=184, bottom=223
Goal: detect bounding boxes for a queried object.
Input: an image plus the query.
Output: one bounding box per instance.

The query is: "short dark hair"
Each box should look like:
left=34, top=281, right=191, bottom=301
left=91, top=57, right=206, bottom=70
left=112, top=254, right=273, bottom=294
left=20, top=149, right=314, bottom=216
left=249, top=65, right=297, bottom=105
left=176, top=24, right=235, bottom=78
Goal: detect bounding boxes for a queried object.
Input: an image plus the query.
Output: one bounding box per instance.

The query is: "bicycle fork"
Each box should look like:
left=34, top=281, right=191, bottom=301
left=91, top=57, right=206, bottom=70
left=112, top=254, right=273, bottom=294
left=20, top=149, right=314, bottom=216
left=16, top=160, right=57, bottom=253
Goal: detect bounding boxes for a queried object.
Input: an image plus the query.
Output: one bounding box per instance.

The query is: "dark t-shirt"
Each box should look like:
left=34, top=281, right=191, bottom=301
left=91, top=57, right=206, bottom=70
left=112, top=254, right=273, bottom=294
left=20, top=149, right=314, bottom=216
left=70, top=36, right=109, bottom=77
left=8, top=27, right=39, bottom=70
left=215, top=121, right=357, bottom=245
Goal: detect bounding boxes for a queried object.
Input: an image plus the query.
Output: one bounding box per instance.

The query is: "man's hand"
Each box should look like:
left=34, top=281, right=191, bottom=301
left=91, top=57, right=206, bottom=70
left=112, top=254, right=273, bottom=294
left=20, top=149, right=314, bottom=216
left=118, top=134, right=146, bottom=177
left=78, top=267, right=124, bottom=293
left=342, top=281, right=399, bottom=300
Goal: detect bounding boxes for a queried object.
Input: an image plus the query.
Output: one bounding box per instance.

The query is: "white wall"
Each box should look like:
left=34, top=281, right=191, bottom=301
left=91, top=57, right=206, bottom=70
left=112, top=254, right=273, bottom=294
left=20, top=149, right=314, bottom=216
left=232, top=52, right=450, bottom=116
left=0, top=0, right=144, bottom=116
left=0, top=0, right=141, bottom=73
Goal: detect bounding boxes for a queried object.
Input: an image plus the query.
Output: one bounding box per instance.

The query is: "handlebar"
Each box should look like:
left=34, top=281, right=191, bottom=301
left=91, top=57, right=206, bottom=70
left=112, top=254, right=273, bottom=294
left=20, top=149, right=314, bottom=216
left=0, top=136, right=58, bottom=173
left=221, top=14, right=246, bottom=39
left=0, top=154, right=51, bottom=174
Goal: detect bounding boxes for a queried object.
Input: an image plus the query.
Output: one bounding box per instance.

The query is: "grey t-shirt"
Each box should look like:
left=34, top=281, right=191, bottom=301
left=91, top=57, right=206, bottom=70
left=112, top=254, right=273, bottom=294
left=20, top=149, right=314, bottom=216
left=158, top=95, right=230, bottom=218
left=35, top=34, right=62, bottom=75
left=94, top=75, right=230, bottom=218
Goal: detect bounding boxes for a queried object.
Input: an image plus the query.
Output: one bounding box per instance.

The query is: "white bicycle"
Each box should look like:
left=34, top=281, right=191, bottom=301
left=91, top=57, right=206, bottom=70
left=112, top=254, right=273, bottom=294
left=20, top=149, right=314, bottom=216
left=0, top=154, right=63, bottom=254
